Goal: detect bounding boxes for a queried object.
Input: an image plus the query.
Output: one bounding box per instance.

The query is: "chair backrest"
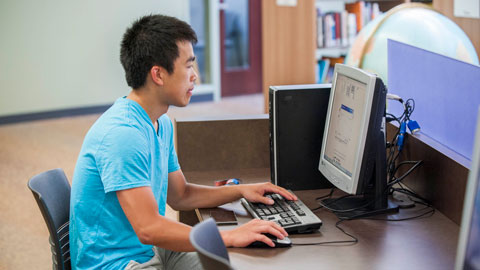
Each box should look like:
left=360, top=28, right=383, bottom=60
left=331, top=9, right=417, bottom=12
left=28, top=168, right=71, bottom=270
left=189, top=218, right=234, bottom=270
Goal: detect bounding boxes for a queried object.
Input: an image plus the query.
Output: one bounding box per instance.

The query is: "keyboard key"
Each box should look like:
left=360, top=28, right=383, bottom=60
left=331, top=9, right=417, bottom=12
left=272, top=194, right=282, bottom=200
left=282, top=219, right=295, bottom=226
left=296, top=210, right=306, bottom=216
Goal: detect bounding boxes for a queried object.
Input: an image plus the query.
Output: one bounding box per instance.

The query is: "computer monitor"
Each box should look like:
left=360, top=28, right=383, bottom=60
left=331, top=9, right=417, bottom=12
left=455, top=108, right=480, bottom=270
left=318, top=64, right=398, bottom=218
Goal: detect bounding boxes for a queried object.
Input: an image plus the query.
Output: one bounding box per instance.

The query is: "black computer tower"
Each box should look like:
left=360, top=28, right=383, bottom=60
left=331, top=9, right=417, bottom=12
left=269, top=84, right=332, bottom=190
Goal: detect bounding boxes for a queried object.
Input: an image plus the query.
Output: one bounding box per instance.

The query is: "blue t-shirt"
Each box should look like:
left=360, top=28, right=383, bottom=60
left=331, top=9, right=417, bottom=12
left=69, top=97, right=180, bottom=270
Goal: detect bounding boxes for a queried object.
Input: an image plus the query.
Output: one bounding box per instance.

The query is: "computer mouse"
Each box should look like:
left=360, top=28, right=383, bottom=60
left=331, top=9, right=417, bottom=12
left=247, top=233, right=292, bottom=248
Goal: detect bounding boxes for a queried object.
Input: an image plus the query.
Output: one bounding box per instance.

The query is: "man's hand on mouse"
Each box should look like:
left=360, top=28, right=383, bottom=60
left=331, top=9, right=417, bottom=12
left=239, top=182, right=297, bottom=205
left=220, top=219, right=288, bottom=248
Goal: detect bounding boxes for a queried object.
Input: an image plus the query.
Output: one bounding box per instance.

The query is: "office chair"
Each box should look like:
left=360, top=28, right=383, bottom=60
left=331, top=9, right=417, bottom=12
left=189, top=218, right=235, bottom=270
left=27, top=168, right=71, bottom=270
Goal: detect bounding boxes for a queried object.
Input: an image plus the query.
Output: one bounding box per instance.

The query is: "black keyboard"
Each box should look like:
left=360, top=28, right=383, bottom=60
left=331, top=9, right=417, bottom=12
left=240, top=192, right=322, bottom=233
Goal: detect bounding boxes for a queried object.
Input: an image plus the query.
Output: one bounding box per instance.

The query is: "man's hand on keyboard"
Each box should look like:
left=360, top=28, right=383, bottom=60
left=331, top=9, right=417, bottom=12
left=239, top=182, right=297, bottom=205
left=220, top=218, right=288, bottom=248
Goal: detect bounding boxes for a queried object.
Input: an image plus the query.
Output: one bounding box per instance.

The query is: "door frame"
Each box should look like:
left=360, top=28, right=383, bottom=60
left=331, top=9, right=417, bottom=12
left=190, top=0, right=221, bottom=102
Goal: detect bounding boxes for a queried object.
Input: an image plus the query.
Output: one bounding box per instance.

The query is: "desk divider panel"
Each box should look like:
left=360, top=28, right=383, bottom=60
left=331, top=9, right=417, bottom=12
left=388, top=39, right=480, bottom=161
left=174, top=115, right=270, bottom=172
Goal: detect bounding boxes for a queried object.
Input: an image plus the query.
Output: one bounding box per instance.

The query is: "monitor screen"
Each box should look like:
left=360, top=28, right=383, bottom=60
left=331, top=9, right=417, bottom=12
left=323, top=74, right=367, bottom=178
left=318, top=64, right=379, bottom=195
left=456, top=109, right=480, bottom=270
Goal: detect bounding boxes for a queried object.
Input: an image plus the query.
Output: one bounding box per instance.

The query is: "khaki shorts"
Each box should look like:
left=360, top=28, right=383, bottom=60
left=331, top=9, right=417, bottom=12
left=125, top=247, right=203, bottom=270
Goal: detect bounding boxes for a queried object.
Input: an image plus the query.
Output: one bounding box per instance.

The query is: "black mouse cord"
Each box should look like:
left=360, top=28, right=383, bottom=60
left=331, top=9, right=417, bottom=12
left=291, top=219, right=358, bottom=246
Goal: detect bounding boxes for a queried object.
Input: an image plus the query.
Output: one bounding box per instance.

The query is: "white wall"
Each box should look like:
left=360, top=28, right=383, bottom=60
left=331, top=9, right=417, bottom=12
left=0, top=0, right=189, bottom=117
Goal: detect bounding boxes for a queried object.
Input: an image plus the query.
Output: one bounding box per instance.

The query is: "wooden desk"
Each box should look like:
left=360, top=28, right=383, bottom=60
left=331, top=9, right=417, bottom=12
left=175, top=116, right=462, bottom=269
left=183, top=169, right=459, bottom=270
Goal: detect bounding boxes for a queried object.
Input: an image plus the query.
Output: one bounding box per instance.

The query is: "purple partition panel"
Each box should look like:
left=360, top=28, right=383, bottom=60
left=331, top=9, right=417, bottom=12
left=387, top=39, right=480, bottom=162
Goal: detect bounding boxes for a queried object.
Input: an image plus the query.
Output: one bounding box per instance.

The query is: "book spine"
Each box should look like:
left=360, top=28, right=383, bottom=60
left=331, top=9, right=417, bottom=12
left=341, top=10, right=348, bottom=47
left=316, top=8, right=324, bottom=48
left=324, top=14, right=334, bottom=47
left=364, top=2, right=371, bottom=27
left=334, top=13, right=341, bottom=47
left=347, top=13, right=357, bottom=46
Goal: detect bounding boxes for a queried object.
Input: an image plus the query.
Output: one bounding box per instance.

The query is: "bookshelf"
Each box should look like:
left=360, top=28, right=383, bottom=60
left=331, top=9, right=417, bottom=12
left=314, top=0, right=411, bottom=83
left=260, top=0, right=477, bottom=112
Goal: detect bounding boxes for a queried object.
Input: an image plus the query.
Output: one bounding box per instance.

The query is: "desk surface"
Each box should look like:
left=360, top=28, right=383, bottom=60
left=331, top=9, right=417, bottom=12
left=184, top=168, right=459, bottom=270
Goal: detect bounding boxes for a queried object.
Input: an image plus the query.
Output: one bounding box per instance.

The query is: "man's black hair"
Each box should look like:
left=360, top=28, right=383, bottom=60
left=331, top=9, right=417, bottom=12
left=120, top=14, right=197, bottom=89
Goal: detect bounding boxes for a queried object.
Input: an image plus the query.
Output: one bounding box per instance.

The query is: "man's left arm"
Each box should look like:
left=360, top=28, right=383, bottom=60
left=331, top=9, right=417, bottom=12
left=167, top=169, right=297, bottom=211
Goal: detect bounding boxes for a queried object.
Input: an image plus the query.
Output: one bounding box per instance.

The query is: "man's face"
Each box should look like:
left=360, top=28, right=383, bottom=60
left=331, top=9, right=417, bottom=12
left=161, top=41, right=197, bottom=107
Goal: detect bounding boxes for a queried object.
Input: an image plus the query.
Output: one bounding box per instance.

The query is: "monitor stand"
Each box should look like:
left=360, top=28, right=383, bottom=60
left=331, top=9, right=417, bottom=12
left=322, top=130, right=399, bottom=219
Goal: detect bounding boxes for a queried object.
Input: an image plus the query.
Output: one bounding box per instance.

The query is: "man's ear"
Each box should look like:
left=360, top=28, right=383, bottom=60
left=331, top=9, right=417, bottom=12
left=150, top=66, right=166, bottom=86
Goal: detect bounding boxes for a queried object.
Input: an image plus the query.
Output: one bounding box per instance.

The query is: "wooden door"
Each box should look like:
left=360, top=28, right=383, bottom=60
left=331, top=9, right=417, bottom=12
left=220, top=0, right=262, bottom=97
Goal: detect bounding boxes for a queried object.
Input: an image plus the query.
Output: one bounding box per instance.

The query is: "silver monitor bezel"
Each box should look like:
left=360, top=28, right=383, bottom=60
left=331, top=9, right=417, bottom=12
left=318, top=64, right=377, bottom=194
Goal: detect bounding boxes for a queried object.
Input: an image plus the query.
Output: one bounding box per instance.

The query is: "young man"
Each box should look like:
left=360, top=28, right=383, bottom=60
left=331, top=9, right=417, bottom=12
left=70, top=14, right=297, bottom=270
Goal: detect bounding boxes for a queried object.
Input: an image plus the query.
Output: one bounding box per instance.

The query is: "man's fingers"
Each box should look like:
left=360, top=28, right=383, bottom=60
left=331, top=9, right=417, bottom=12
left=271, top=221, right=288, bottom=237
left=257, top=195, right=274, bottom=205
left=277, top=188, right=297, bottom=201
left=265, top=226, right=286, bottom=240
left=255, top=234, right=275, bottom=247
left=264, top=184, right=297, bottom=201
left=258, top=221, right=288, bottom=238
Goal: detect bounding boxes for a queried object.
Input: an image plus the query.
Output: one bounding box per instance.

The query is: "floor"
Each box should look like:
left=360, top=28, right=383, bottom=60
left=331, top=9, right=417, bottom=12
left=0, top=93, right=264, bottom=270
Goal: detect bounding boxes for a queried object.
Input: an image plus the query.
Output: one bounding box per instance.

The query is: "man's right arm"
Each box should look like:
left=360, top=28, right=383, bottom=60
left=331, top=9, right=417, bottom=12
left=117, top=186, right=195, bottom=252
left=117, top=186, right=288, bottom=250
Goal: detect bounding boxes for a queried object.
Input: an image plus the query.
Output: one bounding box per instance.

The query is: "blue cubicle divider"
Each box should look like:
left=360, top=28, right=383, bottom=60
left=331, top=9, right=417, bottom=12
left=387, top=39, right=480, bottom=162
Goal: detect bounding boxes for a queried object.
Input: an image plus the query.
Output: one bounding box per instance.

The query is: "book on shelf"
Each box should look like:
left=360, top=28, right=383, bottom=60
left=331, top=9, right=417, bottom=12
left=316, top=58, right=330, bottom=84
left=325, top=64, right=334, bottom=83
left=334, top=12, right=341, bottom=47
left=320, top=56, right=345, bottom=83
left=372, top=3, right=381, bottom=20
left=341, top=10, right=348, bottom=48
left=347, top=13, right=357, bottom=46
left=316, top=9, right=324, bottom=48
left=317, top=1, right=382, bottom=51
left=345, top=1, right=364, bottom=33
left=323, top=13, right=335, bottom=48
